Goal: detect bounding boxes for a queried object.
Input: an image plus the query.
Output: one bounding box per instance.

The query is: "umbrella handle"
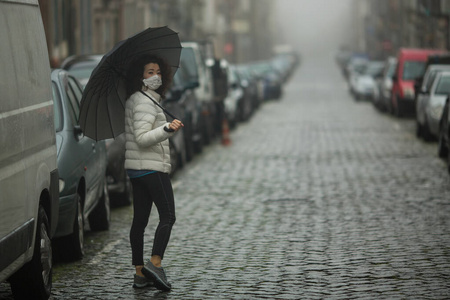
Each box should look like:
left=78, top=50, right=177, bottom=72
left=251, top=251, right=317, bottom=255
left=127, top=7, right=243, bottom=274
left=139, top=91, right=179, bottom=121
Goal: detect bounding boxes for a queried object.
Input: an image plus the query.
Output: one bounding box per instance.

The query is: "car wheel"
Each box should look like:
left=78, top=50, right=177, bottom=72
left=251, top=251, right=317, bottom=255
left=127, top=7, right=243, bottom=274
left=193, top=133, right=203, bottom=154
left=394, top=96, right=402, bottom=117
left=184, top=119, right=195, bottom=162
left=62, top=193, right=84, bottom=260
left=10, top=206, right=52, bottom=300
left=89, top=179, right=111, bottom=231
left=170, top=140, right=178, bottom=176
left=110, top=171, right=133, bottom=207
left=185, top=136, right=194, bottom=162
left=422, top=118, right=434, bottom=142
left=120, top=172, right=133, bottom=206
left=386, top=97, right=393, bottom=114
left=178, top=138, right=187, bottom=170
left=448, top=148, right=450, bottom=174
left=438, top=118, right=449, bottom=159
left=416, top=120, right=423, bottom=138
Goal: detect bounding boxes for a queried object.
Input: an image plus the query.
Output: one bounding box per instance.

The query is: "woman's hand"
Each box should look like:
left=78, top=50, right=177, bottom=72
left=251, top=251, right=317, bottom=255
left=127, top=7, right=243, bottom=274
left=169, top=119, right=184, bottom=132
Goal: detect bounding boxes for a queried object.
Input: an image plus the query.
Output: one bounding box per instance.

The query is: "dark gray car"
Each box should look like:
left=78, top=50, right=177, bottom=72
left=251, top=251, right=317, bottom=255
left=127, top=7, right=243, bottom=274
left=51, top=69, right=110, bottom=261
left=62, top=55, right=133, bottom=207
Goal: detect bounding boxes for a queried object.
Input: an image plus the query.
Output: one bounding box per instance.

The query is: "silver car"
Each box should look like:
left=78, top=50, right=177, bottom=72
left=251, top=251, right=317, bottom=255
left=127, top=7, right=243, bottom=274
left=416, top=71, right=450, bottom=140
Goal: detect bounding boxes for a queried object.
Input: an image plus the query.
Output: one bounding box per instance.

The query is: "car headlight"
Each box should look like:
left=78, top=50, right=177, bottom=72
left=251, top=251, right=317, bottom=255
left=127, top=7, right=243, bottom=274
left=59, top=179, right=65, bottom=193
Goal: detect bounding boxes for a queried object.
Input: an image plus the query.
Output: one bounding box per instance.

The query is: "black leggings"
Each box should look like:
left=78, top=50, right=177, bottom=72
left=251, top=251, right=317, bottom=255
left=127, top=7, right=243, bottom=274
left=129, top=172, right=176, bottom=266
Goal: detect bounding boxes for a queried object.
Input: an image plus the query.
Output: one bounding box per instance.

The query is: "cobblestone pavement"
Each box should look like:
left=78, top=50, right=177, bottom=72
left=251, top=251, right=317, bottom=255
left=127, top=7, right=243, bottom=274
left=2, top=56, right=450, bottom=299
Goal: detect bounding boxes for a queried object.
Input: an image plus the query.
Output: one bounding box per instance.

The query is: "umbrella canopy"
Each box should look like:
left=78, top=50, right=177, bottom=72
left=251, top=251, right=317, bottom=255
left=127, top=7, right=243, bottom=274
left=79, top=26, right=181, bottom=141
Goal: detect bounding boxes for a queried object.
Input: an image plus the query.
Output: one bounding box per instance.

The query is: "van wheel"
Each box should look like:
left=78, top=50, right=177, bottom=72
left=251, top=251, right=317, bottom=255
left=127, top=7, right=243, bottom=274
left=62, top=194, right=84, bottom=260
left=89, top=179, right=111, bottom=231
left=10, top=206, right=52, bottom=300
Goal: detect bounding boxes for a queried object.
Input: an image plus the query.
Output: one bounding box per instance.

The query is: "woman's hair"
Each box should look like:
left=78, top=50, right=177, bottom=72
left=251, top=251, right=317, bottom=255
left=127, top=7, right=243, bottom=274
left=126, top=54, right=172, bottom=98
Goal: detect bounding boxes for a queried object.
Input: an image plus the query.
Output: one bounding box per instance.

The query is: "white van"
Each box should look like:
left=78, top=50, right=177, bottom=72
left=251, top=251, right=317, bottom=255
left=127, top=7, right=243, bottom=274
left=0, top=1, right=59, bottom=299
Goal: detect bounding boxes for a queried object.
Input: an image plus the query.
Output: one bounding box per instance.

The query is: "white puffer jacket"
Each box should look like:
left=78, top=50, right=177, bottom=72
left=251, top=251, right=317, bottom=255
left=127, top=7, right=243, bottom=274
left=124, top=90, right=174, bottom=173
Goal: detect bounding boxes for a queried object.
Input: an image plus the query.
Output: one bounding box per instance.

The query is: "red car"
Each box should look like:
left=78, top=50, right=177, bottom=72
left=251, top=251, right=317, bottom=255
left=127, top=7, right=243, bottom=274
left=391, top=48, right=446, bottom=117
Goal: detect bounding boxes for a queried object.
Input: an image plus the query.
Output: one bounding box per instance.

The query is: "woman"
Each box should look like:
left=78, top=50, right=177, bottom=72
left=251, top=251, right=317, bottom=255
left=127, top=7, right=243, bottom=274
left=125, top=55, right=183, bottom=291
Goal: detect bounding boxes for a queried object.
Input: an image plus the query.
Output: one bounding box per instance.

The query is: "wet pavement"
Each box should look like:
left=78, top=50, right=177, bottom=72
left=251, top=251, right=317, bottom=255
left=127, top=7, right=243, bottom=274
left=2, top=56, right=450, bottom=299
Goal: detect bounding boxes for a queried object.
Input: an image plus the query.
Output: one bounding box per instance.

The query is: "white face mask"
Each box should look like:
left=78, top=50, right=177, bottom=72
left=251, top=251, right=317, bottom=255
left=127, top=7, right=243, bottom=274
left=143, top=75, right=162, bottom=90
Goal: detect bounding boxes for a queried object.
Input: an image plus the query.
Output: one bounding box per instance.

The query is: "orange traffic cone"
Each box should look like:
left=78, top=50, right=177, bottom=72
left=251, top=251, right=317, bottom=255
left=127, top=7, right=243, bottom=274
left=221, top=118, right=231, bottom=146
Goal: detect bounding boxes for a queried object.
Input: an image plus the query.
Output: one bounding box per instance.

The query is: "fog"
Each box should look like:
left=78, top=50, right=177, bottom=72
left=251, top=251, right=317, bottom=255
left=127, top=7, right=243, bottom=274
left=275, top=0, right=355, bottom=59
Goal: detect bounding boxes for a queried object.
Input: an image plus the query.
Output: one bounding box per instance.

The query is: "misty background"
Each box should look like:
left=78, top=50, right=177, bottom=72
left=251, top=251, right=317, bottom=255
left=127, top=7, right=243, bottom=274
left=275, top=0, right=354, bottom=59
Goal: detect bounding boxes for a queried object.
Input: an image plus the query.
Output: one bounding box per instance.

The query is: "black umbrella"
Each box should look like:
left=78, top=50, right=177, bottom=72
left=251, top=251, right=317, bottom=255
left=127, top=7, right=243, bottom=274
left=79, top=26, right=181, bottom=141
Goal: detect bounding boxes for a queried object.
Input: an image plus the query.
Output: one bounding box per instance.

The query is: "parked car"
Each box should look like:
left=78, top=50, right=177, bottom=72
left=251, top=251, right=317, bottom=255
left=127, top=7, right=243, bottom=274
left=272, top=53, right=295, bottom=82
left=350, top=60, right=384, bottom=101
left=415, top=65, right=450, bottom=139
left=373, top=57, right=397, bottom=111
left=161, top=94, right=187, bottom=175
left=414, top=54, right=450, bottom=96
left=181, top=42, right=217, bottom=145
left=391, top=48, right=445, bottom=117
left=51, top=69, right=110, bottom=261
left=438, top=97, right=449, bottom=164
left=344, top=55, right=368, bottom=80
left=415, top=71, right=450, bottom=141
left=248, top=61, right=283, bottom=100
left=224, top=65, right=245, bottom=128
left=61, top=54, right=103, bottom=87
left=0, top=1, right=59, bottom=298
left=104, top=134, right=133, bottom=206
left=234, top=64, right=262, bottom=120
left=167, top=59, right=203, bottom=156
left=62, top=54, right=133, bottom=206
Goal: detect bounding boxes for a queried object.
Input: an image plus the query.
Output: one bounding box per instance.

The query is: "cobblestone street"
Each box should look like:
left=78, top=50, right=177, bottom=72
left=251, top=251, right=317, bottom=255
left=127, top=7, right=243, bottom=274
left=2, top=56, right=450, bottom=299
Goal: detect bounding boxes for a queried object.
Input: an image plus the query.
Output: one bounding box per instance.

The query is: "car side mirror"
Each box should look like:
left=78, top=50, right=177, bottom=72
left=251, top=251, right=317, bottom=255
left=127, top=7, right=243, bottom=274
left=392, top=75, right=398, bottom=82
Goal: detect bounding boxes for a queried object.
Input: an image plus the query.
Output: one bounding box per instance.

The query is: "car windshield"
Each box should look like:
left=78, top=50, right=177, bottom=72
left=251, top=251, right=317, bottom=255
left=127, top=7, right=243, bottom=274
left=386, top=62, right=397, bottom=77
left=52, top=82, right=63, bottom=132
left=402, top=61, right=426, bottom=80
left=353, top=63, right=367, bottom=74
left=228, top=68, right=238, bottom=83
left=180, top=48, right=198, bottom=79
left=435, top=75, right=450, bottom=95
left=363, top=63, right=384, bottom=77
left=67, top=62, right=98, bottom=80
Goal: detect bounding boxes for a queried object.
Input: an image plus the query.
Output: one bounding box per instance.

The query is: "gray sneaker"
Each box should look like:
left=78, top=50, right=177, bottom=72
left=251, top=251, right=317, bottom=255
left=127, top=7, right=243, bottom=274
left=132, top=274, right=153, bottom=289
left=142, top=262, right=171, bottom=291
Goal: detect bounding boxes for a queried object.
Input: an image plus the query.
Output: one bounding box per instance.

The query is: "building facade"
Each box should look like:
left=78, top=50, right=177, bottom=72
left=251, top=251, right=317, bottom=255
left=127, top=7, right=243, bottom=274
left=362, top=0, right=449, bottom=59
left=38, top=0, right=277, bottom=67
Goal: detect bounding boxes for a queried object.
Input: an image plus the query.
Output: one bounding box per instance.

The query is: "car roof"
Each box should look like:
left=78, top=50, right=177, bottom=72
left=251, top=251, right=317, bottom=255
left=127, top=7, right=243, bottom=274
left=426, top=64, right=450, bottom=71
left=436, top=71, right=450, bottom=77
left=61, top=54, right=103, bottom=70
left=398, top=48, right=446, bottom=59
left=50, top=68, right=68, bottom=80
